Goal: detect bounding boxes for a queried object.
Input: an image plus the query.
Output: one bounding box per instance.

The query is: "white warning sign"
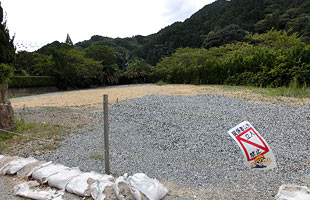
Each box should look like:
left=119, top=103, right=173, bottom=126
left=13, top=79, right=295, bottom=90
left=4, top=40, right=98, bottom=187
left=228, top=121, right=277, bottom=169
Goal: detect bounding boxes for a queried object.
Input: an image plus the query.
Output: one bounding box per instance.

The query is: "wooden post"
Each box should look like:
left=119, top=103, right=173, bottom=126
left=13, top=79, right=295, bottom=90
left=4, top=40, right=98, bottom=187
left=103, top=94, right=110, bottom=175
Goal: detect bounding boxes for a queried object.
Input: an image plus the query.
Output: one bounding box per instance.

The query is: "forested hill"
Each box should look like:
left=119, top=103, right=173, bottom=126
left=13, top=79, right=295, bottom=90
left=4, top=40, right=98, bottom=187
left=74, top=0, right=310, bottom=66
left=10, top=0, right=310, bottom=90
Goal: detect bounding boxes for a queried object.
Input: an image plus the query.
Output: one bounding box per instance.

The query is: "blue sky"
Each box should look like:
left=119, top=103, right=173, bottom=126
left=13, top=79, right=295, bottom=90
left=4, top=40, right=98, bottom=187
left=1, top=0, right=215, bottom=51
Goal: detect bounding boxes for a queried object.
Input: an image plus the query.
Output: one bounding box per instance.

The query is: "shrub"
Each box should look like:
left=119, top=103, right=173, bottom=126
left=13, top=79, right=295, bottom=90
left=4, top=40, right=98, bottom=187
left=0, top=63, right=13, bottom=84
left=9, top=76, right=57, bottom=88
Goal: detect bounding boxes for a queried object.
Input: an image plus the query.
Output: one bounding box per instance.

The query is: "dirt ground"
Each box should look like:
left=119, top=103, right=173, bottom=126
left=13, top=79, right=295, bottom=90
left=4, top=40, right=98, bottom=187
left=11, top=84, right=310, bottom=109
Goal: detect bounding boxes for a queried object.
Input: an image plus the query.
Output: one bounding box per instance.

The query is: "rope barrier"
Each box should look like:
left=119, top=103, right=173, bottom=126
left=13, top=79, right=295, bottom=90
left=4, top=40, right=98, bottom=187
left=0, top=128, right=56, bottom=144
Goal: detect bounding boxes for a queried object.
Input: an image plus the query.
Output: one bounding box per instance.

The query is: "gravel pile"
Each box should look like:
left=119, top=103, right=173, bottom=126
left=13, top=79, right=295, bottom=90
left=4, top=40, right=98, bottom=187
left=38, top=94, right=310, bottom=200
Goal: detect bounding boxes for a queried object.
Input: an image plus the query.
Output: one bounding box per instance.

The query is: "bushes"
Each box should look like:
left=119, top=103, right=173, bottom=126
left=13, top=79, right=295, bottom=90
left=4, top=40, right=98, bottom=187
left=0, top=63, right=13, bottom=84
left=9, top=76, right=57, bottom=88
left=154, top=30, right=310, bottom=88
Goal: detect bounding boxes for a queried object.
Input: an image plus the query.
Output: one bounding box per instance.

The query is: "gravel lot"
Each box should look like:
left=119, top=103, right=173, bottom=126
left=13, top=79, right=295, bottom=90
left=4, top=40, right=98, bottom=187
left=37, top=94, right=310, bottom=200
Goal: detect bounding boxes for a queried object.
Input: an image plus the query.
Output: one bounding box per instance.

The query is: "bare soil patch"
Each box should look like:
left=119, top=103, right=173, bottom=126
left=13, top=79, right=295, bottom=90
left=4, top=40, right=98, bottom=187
left=12, top=84, right=310, bottom=109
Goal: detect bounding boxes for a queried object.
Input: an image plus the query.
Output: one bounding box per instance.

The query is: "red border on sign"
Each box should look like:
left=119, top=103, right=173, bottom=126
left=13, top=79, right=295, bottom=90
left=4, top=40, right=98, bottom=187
left=236, top=127, right=269, bottom=161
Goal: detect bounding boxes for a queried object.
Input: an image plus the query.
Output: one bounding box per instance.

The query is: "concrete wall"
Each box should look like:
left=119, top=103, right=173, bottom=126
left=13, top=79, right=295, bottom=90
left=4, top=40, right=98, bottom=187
left=8, top=86, right=59, bottom=97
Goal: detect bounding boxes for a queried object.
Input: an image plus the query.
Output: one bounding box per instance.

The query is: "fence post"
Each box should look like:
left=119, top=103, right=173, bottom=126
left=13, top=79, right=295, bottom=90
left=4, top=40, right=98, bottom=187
left=103, top=94, right=110, bottom=175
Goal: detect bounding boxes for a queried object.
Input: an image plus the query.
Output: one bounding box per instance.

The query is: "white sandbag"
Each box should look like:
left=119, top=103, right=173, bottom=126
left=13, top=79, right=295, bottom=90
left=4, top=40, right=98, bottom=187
left=90, top=179, right=115, bottom=200
left=0, top=155, right=4, bottom=159
left=47, top=167, right=82, bottom=190
left=0, top=157, right=37, bottom=175
left=17, top=161, right=50, bottom=178
left=32, top=164, right=69, bottom=184
left=276, top=184, right=310, bottom=200
left=114, top=174, right=141, bottom=200
left=0, top=156, right=19, bottom=169
left=66, top=171, right=113, bottom=197
left=14, top=181, right=64, bottom=200
left=128, top=173, right=168, bottom=200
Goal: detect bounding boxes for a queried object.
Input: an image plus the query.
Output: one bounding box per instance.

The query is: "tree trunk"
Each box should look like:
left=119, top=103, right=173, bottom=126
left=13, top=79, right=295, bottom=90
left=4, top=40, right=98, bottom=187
left=0, top=83, right=15, bottom=131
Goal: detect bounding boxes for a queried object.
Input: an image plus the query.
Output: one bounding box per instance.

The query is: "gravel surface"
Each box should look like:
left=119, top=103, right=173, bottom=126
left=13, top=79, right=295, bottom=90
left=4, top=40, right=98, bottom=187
left=0, top=176, right=24, bottom=200
left=36, top=94, right=310, bottom=200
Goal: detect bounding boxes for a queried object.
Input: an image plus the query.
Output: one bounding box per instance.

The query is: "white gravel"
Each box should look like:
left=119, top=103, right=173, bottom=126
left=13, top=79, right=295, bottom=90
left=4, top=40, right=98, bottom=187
left=37, top=94, right=310, bottom=200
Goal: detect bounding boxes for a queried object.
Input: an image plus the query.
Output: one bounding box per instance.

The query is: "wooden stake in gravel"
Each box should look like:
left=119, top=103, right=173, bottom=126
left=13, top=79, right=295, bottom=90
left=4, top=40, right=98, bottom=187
left=103, top=94, right=110, bottom=175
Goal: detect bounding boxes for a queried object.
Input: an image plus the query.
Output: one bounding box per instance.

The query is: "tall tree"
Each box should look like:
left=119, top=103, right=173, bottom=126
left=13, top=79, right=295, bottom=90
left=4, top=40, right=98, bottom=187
left=0, top=2, right=15, bottom=64
left=65, top=33, right=73, bottom=46
left=0, top=2, right=15, bottom=131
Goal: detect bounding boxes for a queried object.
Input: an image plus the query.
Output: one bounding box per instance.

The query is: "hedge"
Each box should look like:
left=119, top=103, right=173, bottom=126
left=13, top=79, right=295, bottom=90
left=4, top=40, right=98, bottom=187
left=9, top=76, right=57, bottom=88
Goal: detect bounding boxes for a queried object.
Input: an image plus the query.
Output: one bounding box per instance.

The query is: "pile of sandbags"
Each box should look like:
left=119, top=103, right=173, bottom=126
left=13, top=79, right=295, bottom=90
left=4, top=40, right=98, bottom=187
left=0, top=155, right=168, bottom=200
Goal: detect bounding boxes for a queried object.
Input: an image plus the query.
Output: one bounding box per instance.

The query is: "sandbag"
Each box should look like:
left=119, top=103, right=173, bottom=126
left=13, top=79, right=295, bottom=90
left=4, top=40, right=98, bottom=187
left=0, top=155, right=4, bottom=159
left=276, top=184, right=310, bottom=200
left=90, top=178, right=116, bottom=200
left=47, top=167, right=82, bottom=190
left=66, top=171, right=113, bottom=197
left=14, top=181, right=64, bottom=200
left=0, top=156, right=19, bottom=169
left=32, top=164, right=69, bottom=184
left=17, top=161, right=50, bottom=178
left=128, top=173, right=168, bottom=200
left=114, top=174, right=141, bottom=200
left=0, top=157, right=37, bottom=175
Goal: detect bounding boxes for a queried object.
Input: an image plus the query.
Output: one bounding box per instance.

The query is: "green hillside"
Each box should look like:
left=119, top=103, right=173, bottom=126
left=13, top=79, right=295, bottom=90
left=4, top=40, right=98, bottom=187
left=73, top=0, right=310, bottom=66
left=12, top=0, right=310, bottom=89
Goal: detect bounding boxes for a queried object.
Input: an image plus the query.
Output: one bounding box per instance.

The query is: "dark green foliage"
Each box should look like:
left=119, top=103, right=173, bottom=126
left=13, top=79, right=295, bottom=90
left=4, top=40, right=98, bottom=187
left=154, top=30, right=310, bottom=88
left=13, top=51, right=53, bottom=76
left=76, top=35, right=143, bottom=69
left=0, top=63, right=13, bottom=83
left=84, top=45, right=120, bottom=85
left=139, top=0, right=310, bottom=64
left=10, top=0, right=310, bottom=90
left=0, top=2, right=15, bottom=64
left=125, top=60, right=153, bottom=83
left=84, top=45, right=116, bottom=65
left=9, top=76, right=57, bottom=88
left=51, top=47, right=103, bottom=89
left=203, top=24, right=248, bottom=48
left=65, top=34, right=73, bottom=46
left=36, top=41, right=62, bottom=55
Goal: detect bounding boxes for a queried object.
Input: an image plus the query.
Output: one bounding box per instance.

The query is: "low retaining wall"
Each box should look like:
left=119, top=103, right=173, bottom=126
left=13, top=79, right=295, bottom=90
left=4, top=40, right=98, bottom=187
left=8, top=87, right=59, bottom=97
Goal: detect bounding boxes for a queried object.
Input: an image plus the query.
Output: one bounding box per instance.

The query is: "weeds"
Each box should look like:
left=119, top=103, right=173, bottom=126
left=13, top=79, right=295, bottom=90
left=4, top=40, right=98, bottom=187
left=90, top=153, right=104, bottom=161
left=156, top=80, right=168, bottom=86
left=222, top=85, right=310, bottom=98
left=0, top=118, right=66, bottom=155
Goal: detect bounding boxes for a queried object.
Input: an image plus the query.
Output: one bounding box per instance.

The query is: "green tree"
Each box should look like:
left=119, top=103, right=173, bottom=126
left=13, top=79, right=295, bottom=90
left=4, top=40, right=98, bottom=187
left=85, top=44, right=117, bottom=65
left=84, top=44, right=120, bottom=85
left=0, top=2, right=15, bottom=64
left=51, top=47, right=102, bottom=89
left=0, top=63, right=13, bottom=84
left=203, top=24, right=248, bottom=48
left=65, top=34, right=73, bottom=46
left=126, top=59, right=153, bottom=83
left=13, top=51, right=53, bottom=76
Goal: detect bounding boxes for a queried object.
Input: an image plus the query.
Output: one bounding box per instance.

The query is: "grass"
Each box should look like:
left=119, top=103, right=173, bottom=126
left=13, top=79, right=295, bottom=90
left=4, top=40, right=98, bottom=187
left=90, top=153, right=104, bottom=161
left=8, top=94, right=29, bottom=99
left=156, top=80, right=168, bottom=86
left=8, top=93, right=42, bottom=99
left=0, top=118, right=66, bottom=154
left=222, top=85, right=310, bottom=98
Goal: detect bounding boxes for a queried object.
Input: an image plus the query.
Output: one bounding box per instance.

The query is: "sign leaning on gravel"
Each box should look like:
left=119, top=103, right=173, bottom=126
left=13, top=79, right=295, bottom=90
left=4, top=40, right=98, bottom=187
left=228, top=121, right=277, bottom=169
